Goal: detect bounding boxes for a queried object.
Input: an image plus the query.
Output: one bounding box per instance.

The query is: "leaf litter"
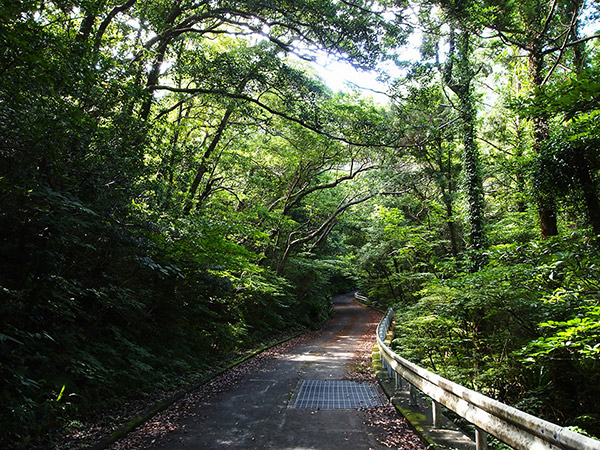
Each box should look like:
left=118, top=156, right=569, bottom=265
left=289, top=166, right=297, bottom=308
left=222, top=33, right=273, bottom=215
left=345, top=305, right=425, bottom=450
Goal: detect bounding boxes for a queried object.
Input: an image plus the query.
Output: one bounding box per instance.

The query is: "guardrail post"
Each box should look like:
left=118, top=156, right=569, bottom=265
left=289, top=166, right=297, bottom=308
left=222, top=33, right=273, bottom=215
left=394, top=372, right=402, bottom=390
left=475, top=427, right=488, bottom=450
left=410, top=384, right=418, bottom=406
left=432, top=400, right=442, bottom=428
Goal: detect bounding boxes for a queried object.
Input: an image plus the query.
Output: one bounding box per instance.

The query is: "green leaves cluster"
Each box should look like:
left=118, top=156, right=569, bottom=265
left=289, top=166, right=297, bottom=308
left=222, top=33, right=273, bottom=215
left=346, top=0, right=600, bottom=440
left=387, top=234, right=600, bottom=435
left=0, top=0, right=402, bottom=447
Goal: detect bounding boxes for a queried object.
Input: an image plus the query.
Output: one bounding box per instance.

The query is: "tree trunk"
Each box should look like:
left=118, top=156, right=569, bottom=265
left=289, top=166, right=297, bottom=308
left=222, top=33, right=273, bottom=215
left=139, top=4, right=182, bottom=120
left=76, top=0, right=107, bottom=44
left=444, top=197, right=459, bottom=257
left=574, top=152, right=600, bottom=235
left=93, top=0, right=137, bottom=53
left=444, top=29, right=486, bottom=269
left=529, top=41, right=559, bottom=238
left=183, top=106, right=235, bottom=214
left=139, top=42, right=169, bottom=121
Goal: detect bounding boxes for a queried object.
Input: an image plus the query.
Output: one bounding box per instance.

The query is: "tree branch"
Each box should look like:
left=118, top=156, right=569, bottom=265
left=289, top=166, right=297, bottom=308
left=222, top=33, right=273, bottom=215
left=542, top=33, right=600, bottom=55
left=541, top=6, right=579, bottom=85
left=93, top=0, right=137, bottom=52
left=538, top=0, right=559, bottom=41
left=283, top=162, right=376, bottom=213
left=151, top=85, right=389, bottom=147
left=276, top=192, right=372, bottom=274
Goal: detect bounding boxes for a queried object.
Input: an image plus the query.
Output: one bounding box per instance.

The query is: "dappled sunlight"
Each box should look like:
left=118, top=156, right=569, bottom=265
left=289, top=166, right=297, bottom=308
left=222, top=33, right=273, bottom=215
left=287, top=350, right=355, bottom=362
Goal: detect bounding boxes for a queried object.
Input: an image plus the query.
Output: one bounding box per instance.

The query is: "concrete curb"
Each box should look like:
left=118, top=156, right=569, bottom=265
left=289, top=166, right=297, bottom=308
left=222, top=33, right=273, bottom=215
left=88, top=331, right=305, bottom=450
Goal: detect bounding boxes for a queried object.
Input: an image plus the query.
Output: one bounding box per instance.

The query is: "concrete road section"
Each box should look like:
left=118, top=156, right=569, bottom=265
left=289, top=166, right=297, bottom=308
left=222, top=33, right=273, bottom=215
left=147, top=293, right=392, bottom=449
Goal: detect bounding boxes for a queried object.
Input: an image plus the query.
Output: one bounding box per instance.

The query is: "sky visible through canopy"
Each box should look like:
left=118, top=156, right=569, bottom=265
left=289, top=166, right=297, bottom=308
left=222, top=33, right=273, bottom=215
left=311, top=27, right=424, bottom=104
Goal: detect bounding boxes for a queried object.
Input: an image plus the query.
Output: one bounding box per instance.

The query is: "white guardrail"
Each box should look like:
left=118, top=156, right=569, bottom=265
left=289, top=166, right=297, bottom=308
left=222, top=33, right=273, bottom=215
left=374, top=306, right=600, bottom=450
left=355, top=292, right=369, bottom=304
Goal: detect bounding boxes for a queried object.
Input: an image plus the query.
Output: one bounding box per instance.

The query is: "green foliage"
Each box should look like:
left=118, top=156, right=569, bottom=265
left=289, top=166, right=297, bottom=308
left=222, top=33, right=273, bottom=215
left=517, top=68, right=600, bottom=122
left=351, top=203, right=446, bottom=307
left=3, top=0, right=600, bottom=445
left=390, top=234, right=600, bottom=435
left=1, top=0, right=409, bottom=446
left=282, top=257, right=342, bottom=326
left=525, top=306, right=600, bottom=359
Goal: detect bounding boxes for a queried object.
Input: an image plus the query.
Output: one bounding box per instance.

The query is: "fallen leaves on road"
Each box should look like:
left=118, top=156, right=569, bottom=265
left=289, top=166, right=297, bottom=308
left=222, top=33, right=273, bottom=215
left=345, top=304, right=425, bottom=449
left=108, top=329, right=325, bottom=450
left=363, top=405, right=425, bottom=449
left=55, top=330, right=324, bottom=450
left=57, top=300, right=425, bottom=450
left=344, top=305, right=382, bottom=383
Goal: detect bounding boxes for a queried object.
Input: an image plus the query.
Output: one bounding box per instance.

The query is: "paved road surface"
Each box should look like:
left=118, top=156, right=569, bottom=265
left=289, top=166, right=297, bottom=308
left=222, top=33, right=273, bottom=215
left=147, top=292, right=391, bottom=449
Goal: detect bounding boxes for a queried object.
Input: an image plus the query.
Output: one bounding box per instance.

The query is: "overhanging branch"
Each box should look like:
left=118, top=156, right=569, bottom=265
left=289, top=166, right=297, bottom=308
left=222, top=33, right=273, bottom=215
left=151, top=85, right=391, bottom=147
left=542, top=33, right=600, bottom=55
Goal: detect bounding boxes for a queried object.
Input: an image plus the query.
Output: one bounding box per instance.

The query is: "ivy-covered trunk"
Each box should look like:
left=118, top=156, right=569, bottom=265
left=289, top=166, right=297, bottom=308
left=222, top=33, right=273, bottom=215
left=444, top=29, right=486, bottom=269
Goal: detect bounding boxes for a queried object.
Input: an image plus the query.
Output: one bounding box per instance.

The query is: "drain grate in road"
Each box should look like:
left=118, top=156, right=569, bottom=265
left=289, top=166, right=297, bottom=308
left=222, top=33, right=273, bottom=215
left=290, top=380, right=385, bottom=409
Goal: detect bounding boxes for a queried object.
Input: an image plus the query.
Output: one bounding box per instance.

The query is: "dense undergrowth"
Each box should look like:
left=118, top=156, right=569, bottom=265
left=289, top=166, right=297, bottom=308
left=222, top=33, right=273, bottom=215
left=0, top=182, right=346, bottom=448
left=362, top=232, right=600, bottom=439
left=0, top=1, right=370, bottom=446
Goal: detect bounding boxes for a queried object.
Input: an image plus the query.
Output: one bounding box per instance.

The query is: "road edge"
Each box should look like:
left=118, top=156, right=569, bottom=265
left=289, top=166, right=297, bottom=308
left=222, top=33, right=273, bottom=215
left=372, top=334, right=476, bottom=450
left=88, top=330, right=305, bottom=450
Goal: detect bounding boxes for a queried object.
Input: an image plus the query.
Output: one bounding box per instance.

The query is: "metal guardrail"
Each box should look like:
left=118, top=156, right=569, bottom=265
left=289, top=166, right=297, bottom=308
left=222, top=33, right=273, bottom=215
left=354, top=292, right=369, bottom=304
left=375, top=307, right=600, bottom=450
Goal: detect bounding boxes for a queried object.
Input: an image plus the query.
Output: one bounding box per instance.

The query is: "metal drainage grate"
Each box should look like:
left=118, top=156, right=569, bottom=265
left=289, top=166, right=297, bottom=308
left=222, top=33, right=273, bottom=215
left=290, top=380, right=385, bottom=409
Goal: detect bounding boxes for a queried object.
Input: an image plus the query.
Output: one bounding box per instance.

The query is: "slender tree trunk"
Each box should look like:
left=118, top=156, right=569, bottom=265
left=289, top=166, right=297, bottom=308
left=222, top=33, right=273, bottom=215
left=93, top=0, right=137, bottom=53
left=529, top=41, right=559, bottom=238
left=514, top=122, right=527, bottom=213
left=443, top=194, right=459, bottom=257
left=140, top=42, right=169, bottom=121
left=438, top=141, right=459, bottom=256
left=163, top=103, right=192, bottom=202
left=183, top=106, right=235, bottom=214
left=139, top=3, right=182, bottom=120
left=567, top=0, right=585, bottom=73
left=574, top=152, right=600, bottom=235
left=386, top=272, right=398, bottom=302
left=76, top=0, right=107, bottom=44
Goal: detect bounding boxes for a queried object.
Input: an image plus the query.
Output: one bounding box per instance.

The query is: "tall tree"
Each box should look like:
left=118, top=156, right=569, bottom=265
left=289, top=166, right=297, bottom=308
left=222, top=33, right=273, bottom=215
left=484, top=0, right=599, bottom=237
left=420, top=0, right=488, bottom=268
left=442, top=28, right=486, bottom=266
left=391, top=69, right=463, bottom=257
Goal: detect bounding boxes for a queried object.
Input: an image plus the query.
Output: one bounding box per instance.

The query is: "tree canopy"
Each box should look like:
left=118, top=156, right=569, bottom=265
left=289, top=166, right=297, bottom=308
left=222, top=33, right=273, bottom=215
left=1, top=0, right=600, bottom=447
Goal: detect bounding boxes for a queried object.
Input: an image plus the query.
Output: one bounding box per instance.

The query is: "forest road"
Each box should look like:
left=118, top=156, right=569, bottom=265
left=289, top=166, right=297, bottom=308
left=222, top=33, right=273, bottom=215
left=143, top=292, right=396, bottom=449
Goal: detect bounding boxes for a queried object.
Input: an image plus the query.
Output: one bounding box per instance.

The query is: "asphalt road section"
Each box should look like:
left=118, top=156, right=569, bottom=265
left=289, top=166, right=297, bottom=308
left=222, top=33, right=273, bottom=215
left=142, top=293, right=398, bottom=449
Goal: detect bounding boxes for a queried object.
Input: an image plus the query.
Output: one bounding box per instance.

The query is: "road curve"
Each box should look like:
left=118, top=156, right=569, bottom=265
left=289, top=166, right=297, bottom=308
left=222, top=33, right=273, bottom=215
left=142, top=292, right=391, bottom=449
